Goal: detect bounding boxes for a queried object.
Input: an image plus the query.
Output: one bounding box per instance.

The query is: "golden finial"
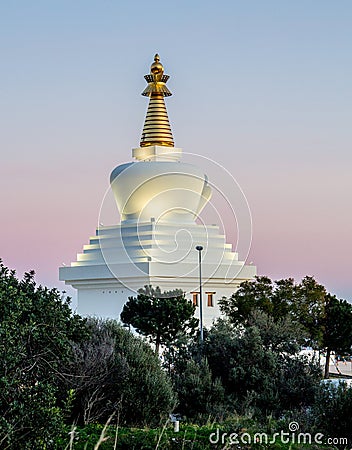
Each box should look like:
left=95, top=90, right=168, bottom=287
left=150, top=54, right=164, bottom=81
left=141, top=53, right=172, bottom=97
left=140, top=54, right=174, bottom=147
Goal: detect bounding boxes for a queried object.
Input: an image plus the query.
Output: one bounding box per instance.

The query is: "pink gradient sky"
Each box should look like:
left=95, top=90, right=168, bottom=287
left=1, top=1, right=351, bottom=304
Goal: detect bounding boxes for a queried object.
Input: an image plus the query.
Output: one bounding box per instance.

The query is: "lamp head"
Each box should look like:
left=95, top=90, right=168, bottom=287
left=196, top=245, right=203, bottom=251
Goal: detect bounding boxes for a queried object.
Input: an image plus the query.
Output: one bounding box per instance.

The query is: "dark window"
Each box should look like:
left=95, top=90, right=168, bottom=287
left=191, top=292, right=199, bottom=306
left=206, top=292, right=215, bottom=307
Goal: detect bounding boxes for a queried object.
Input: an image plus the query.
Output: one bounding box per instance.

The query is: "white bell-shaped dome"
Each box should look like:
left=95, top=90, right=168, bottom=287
left=110, top=156, right=212, bottom=223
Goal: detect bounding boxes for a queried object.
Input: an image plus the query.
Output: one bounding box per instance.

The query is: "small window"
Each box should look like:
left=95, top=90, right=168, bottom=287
left=206, top=292, right=216, bottom=307
left=191, top=292, right=199, bottom=306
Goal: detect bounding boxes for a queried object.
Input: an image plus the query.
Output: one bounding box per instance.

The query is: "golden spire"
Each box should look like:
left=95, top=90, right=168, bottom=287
left=140, top=54, right=174, bottom=148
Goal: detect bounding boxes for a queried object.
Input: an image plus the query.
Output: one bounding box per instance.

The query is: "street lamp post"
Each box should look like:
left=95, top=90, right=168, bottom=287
left=196, top=245, right=204, bottom=341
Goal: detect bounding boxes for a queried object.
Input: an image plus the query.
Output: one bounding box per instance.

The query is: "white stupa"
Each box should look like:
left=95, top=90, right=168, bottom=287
left=59, top=55, right=256, bottom=327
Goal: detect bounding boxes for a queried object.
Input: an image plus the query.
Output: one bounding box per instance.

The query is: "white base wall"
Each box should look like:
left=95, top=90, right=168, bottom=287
left=75, top=284, right=236, bottom=328
left=76, top=286, right=135, bottom=319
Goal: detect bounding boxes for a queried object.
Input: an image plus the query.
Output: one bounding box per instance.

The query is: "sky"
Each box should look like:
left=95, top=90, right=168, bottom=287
left=1, top=0, right=351, bottom=303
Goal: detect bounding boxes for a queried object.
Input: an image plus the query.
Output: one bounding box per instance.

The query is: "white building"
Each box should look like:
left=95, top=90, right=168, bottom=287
left=59, top=55, right=256, bottom=327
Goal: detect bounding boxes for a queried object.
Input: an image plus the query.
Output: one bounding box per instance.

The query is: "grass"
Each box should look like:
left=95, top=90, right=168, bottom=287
left=57, top=422, right=339, bottom=450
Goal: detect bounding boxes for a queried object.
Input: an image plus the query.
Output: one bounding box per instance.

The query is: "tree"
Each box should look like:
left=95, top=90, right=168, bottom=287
left=312, top=381, right=352, bottom=442
left=0, top=260, right=87, bottom=449
left=322, top=296, right=352, bottom=378
left=62, top=318, right=176, bottom=426
left=220, top=276, right=352, bottom=380
left=219, top=275, right=329, bottom=337
left=218, top=276, right=294, bottom=325
left=164, top=311, right=320, bottom=421
left=290, top=276, right=327, bottom=348
left=203, top=315, right=321, bottom=417
left=120, top=285, right=198, bottom=354
left=171, top=357, right=226, bottom=421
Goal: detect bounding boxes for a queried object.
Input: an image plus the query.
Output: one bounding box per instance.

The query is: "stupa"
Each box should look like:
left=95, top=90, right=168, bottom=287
left=59, top=55, right=256, bottom=326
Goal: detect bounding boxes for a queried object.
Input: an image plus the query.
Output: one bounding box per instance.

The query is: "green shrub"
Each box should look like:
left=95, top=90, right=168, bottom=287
left=61, top=319, right=176, bottom=426
left=204, top=316, right=321, bottom=417
left=0, top=261, right=86, bottom=448
left=311, top=381, right=352, bottom=445
left=171, top=357, right=226, bottom=422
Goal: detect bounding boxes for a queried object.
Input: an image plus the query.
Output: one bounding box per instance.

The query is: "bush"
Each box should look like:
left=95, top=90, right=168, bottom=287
left=171, top=357, right=226, bottom=421
left=0, top=261, right=87, bottom=448
left=203, top=315, right=321, bottom=417
left=62, top=319, right=176, bottom=426
left=311, top=381, right=352, bottom=445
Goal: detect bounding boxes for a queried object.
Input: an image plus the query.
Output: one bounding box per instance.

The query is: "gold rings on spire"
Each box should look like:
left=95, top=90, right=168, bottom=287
left=140, top=54, right=174, bottom=147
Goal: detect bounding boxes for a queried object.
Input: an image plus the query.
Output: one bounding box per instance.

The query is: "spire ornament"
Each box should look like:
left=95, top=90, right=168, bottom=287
left=140, top=54, right=174, bottom=147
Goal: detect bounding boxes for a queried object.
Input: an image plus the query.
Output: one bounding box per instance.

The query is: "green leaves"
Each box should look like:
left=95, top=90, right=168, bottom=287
left=121, top=285, right=198, bottom=353
left=323, top=295, right=352, bottom=354
left=62, top=318, right=176, bottom=427
left=203, top=316, right=321, bottom=417
left=0, top=259, right=87, bottom=448
left=219, top=275, right=352, bottom=380
left=219, top=275, right=352, bottom=351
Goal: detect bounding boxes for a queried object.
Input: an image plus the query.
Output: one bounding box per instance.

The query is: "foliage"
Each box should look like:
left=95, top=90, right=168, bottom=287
left=323, top=297, right=352, bottom=354
left=322, top=296, right=352, bottom=378
left=121, top=285, right=198, bottom=353
left=219, top=275, right=352, bottom=378
left=203, top=315, right=321, bottom=417
left=61, top=318, right=176, bottom=427
left=171, top=356, right=226, bottom=421
left=247, top=310, right=305, bottom=354
left=219, top=276, right=327, bottom=346
left=165, top=313, right=320, bottom=422
left=311, top=381, right=352, bottom=446
left=0, top=260, right=87, bottom=449
left=2, top=260, right=351, bottom=448
left=218, top=276, right=294, bottom=324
